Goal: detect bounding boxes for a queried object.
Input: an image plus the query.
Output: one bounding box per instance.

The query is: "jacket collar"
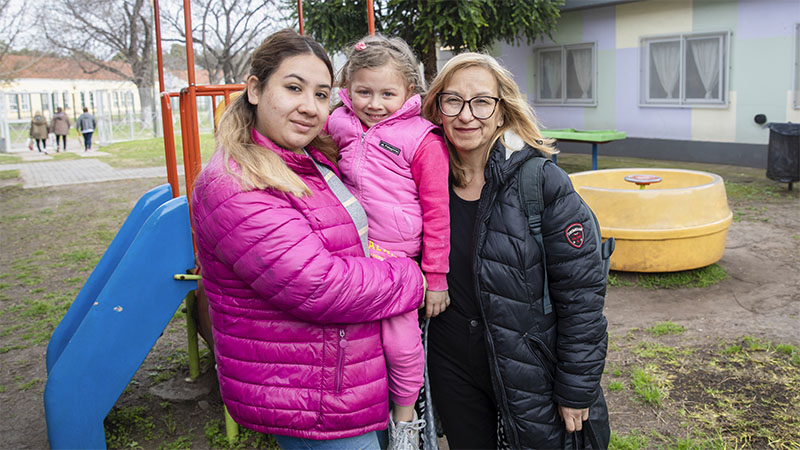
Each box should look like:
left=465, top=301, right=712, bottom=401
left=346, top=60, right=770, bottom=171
left=251, top=128, right=339, bottom=176
left=485, top=134, right=545, bottom=186
left=336, top=88, right=423, bottom=129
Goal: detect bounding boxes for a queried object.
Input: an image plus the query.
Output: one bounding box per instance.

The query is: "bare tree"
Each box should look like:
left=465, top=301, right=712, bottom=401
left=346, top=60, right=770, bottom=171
left=0, top=0, right=35, bottom=81
left=163, top=0, right=291, bottom=85
left=43, top=0, right=156, bottom=128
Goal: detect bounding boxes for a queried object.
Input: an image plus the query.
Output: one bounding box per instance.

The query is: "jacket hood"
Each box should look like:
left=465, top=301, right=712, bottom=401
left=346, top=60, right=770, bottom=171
left=485, top=130, right=546, bottom=186
left=33, top=115, right=46, bottom=124
left=336, top=88, right=423, bottom=128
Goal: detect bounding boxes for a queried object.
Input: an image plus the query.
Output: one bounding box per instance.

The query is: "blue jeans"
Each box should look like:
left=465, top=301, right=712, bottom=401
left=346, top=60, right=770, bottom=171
left=274, top=431, right=381, bottom=450
left=82, top=131, right=93, bottom=150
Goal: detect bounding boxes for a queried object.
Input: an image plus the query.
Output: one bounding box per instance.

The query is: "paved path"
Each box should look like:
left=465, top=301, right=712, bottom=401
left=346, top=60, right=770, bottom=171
left=0, top=149, right=178, bottom=189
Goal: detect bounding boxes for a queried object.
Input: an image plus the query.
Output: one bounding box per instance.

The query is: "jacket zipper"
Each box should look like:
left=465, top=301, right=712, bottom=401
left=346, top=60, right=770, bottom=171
left=472, top=162, right=521, bottom=449
left=335, top=328, right=347, bottom=393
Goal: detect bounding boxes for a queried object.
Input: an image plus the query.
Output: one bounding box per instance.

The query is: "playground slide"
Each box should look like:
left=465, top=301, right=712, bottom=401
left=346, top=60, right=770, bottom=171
left=44, top=184, right=197, bottom=449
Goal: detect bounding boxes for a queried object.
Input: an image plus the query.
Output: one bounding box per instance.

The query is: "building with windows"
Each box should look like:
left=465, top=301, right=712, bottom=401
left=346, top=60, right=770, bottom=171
left=494, top=0, right=800, bottom=168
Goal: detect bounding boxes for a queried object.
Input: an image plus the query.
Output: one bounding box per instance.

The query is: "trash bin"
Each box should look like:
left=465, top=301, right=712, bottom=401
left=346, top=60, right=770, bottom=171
left=766, top=122, right=800, bottom=190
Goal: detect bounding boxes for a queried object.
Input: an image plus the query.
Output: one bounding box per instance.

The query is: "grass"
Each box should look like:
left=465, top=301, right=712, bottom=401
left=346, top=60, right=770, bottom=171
left=99, top=133, right=215, bottom=169
left=609, top=264, right=727, bottom=289
left=105, top=405, right=156, bottom=448
left=607, top=327, right=800, bottom=449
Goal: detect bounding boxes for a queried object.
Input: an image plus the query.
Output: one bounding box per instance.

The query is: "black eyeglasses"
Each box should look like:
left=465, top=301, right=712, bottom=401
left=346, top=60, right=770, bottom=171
left=436, top=93, right=500, bottom=119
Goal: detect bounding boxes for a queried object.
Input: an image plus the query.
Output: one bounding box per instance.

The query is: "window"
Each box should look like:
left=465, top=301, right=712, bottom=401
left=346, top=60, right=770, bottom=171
left=41, top=93, right=51, bottom=112
left=9, top=94, right=19, bottom=112
left=20, top=93, right=30, bottom=112
left=62, top=92, right=71, bottom=109
left=534, top=43, right=596, bottom=106
left=794, top=23, right=799, bottom=109
left=641, top=31, right=729, bottom=107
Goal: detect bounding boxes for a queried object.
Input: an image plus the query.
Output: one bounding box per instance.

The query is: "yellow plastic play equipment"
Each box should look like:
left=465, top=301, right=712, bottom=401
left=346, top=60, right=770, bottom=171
left=569, top=168, right=733, bottom=272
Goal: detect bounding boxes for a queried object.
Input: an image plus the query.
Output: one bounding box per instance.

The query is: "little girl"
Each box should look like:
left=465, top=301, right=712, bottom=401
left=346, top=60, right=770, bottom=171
left=326, top=35, right=450, bottom=449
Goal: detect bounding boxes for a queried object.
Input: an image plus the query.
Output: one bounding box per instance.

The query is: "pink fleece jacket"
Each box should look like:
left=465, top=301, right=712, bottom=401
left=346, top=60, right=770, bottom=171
left=191, top=129, right=424, bottom=439
left=326, top=90, right=450, bottom=291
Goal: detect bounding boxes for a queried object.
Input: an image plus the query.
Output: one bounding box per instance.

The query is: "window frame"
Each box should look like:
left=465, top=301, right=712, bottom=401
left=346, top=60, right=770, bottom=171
left=533, top=42, right=597, bottom=107
left=639, top=31, right=731, bottom=108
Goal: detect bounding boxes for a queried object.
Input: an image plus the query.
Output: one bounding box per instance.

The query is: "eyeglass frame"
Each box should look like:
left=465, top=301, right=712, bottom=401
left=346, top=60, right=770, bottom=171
left=435, top=93, right=501, bottom=120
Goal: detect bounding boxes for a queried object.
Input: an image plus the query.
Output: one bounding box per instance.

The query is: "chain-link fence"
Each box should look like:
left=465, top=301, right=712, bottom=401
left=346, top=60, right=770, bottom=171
left=0, top=91, right=215, bottom=152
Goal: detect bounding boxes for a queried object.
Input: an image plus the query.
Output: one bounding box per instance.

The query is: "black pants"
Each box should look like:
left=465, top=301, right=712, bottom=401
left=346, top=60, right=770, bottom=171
left=35, top=139, right=46, bottom=152
left=56, top=134, right=67, bottom=149
left=428, top=308, right=498, bottom=449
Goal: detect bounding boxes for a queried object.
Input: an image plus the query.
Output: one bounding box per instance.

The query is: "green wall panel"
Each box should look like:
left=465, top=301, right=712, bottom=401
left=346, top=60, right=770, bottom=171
left=583, top=49, right=617, bottom=130
left=551, top=11, right=584, bottom=44
left=692, top=0, right=737, bottom=32
left=734, top=37, right=793, bottom=143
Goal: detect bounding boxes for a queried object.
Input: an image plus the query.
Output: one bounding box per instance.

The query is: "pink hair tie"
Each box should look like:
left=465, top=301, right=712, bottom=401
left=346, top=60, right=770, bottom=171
left=354, top=41, right=367, bottom=51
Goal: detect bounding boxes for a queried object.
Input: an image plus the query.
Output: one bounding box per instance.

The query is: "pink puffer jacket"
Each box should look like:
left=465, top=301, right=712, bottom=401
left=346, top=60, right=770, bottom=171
left=191, top=130, right=424, bottom=440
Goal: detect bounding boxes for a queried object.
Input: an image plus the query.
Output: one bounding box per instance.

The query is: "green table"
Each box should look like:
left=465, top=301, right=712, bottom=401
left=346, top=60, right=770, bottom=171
left=540, top=129, right=626, bottom=170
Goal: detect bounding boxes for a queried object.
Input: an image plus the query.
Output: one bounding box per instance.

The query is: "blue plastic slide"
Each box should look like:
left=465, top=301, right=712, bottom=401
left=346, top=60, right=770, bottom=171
left=44, top=184, right=197, bottom=449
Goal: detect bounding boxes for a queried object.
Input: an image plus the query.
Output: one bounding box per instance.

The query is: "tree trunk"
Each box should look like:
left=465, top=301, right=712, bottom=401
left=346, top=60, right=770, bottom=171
left=423, top=35, right=438, bottom=86
left=137, top=84, right=154, bottom=130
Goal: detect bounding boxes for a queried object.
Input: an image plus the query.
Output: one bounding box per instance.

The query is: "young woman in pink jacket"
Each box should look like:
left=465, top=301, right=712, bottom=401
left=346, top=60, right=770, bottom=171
left=191, top=29, right=425, bottom=450
left=326, top=34, right=450, bottom=449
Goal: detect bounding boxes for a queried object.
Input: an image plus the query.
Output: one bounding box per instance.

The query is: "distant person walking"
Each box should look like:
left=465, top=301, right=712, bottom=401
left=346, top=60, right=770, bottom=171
left=30, top=111, right=49, bottom=154
left=51, top=107, right=71, bottom=152
left=76, top=107, right=96, bottom=152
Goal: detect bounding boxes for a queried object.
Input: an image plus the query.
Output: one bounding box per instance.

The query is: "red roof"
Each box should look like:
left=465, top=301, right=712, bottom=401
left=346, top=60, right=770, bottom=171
left=0, top=54, right=133, bottom=81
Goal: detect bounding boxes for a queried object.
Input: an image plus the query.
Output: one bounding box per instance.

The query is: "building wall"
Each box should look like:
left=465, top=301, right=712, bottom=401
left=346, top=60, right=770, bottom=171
left=497, top=0, right=800, bottom=167
left=1, top=77, right=141, bottom=122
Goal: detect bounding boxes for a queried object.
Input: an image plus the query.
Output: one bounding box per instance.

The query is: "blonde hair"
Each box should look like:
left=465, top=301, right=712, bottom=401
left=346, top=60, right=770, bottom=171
left=421, top=52, right=556, bottom=187
left=338, top=34, right=425, bottom=96
left=215, top=29, right=337, bottom=197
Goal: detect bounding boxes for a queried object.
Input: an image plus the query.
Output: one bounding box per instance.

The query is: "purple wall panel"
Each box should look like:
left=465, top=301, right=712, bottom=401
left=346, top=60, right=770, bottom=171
left=582, top=6, right=616, bottom=50
left=615, top=48, right=691, bottom=140
left=535, top=107, right=586, bottom=130
left=738, top=0, right=800, bottom=39
left=497, top=44, right=531, bottom=100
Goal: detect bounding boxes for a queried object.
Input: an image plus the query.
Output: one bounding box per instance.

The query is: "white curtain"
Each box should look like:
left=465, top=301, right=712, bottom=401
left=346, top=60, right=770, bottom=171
left=690, top=38, right=720, bottom=99
left=570, top=49, right=592, bottom=99
left=542, top=52, right=562, bottom=99
left=651, top=41, right=680, bottom=99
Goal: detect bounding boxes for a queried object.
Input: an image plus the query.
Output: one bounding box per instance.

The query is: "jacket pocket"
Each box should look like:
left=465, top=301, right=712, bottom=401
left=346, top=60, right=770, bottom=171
left=522, top=331, right=556, bottom=382
left=392, top=206, right=419, bottom=242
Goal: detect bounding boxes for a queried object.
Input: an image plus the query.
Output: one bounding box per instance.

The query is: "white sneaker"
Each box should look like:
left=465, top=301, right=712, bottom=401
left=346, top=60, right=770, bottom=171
left=388, top=411, right=426, bottom=450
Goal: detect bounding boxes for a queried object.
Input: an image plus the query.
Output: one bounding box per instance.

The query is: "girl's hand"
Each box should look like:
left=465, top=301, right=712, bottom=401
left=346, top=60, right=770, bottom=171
left=558, top=405, right=589, bottom=433
left=424, top=289, right=449, bottom=318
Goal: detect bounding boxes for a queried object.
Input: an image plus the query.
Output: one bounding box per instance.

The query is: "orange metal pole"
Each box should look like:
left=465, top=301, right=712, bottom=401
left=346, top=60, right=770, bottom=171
left=179, top=91, right=195, bottom=207
left=367, top=1, right=375, bottom=35
left=152, top=0, right=180, bottom=197
left=297, top=0, right=304, bottom=35
left=183, top=0, right=202, bottom=196
left=160, top=94, right=179, bottom=196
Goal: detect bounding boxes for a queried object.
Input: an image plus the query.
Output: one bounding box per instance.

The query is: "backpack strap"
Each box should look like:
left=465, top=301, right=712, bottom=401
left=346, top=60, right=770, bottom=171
left=518, top=157, right=552, bottom=316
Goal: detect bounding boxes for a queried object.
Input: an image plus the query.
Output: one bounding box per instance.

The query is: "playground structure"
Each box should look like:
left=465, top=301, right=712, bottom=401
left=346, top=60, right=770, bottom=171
left=41, top=1, right=379, bottom=448
left=569, top=168, right=733, bottom=273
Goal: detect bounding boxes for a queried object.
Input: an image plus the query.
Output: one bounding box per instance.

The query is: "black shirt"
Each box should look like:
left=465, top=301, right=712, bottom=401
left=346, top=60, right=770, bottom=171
left=446, top=186, right=482, bottom=320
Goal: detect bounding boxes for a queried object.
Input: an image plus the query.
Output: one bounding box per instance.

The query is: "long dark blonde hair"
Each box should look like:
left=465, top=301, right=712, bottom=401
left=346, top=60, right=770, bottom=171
left=215, top=29, right=337, bottom=196
left=421, top=52, right=556, bottom=187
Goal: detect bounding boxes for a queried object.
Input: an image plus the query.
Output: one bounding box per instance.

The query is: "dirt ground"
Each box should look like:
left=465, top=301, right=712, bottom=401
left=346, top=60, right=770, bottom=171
left=0, top=160, right=798, bottom=449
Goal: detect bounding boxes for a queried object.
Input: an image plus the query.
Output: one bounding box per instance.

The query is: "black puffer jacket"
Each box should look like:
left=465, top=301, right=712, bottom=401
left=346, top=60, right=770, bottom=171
left=474, top=141, right=610, bottom=449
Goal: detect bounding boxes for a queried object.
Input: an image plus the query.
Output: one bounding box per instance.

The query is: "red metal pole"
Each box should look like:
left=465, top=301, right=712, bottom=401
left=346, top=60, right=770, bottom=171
left=367, top=1, right=375, bottom=35
left=152, top=0, right=180, bottom=197
left=297, top=0, right=304, bottom=35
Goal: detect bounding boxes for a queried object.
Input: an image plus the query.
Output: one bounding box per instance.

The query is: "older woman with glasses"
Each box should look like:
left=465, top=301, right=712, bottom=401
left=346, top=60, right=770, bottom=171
left=421, top=53, right=610, bottom=449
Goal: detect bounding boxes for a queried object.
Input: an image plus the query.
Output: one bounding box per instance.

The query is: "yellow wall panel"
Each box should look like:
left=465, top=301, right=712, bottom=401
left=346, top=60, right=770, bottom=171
left=692, top=92, right=737, bottom=143
left=616, top=0, right=694, bottom=49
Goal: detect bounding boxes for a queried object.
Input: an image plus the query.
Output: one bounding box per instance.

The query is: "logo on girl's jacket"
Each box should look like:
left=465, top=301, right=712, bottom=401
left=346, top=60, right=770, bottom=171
left=565, top=223, right=584, bottom=248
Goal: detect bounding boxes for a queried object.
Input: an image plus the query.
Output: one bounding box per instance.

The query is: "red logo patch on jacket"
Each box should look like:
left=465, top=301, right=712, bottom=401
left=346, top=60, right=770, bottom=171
left=565, top=223, right=584, bottom=248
